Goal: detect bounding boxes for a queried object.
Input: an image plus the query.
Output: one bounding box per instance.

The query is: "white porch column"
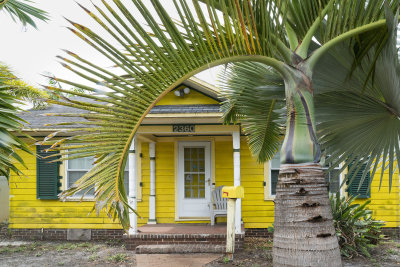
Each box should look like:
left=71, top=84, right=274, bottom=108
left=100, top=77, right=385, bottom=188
left=148, top=142, right=157, bottom=224
left=232, top=131, right=242, bottom=234
left=128, top=136, right=138, bottom=235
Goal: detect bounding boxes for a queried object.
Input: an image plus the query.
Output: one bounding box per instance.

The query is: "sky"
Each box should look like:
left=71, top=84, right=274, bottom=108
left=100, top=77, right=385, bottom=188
left=0, top=0, right=220, bottom=89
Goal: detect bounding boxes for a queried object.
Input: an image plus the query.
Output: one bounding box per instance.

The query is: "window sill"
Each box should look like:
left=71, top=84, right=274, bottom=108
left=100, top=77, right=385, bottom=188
left=61, top=197, right=95, bottom=202
left=264, top=196, right=275, bottom=201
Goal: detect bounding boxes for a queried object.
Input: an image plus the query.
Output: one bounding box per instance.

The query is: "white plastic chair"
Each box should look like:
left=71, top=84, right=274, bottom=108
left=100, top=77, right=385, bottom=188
left=209, top=185, right=227, bottom=226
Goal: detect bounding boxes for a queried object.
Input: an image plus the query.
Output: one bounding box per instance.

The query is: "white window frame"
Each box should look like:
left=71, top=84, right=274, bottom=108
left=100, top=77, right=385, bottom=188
left=64, top=157, right=131, bottom=200
left=64, top=155, right=96, bottom=200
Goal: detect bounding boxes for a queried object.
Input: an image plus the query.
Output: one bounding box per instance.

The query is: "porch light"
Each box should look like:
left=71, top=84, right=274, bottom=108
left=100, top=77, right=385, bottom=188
left=174, top=87, right=191, bottom=97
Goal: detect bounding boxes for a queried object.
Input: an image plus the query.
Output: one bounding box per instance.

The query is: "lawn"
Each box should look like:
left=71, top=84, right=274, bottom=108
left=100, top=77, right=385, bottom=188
left=1, top=236, right=399, bottom=266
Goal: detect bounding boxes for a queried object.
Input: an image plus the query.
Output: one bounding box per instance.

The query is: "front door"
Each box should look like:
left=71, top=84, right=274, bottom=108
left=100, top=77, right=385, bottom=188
left=177, top=141, right=211, bottom=218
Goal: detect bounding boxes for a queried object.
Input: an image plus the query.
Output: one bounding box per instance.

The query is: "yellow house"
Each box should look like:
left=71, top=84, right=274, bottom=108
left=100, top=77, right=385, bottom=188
left=7, top=77, right=400, bottom=246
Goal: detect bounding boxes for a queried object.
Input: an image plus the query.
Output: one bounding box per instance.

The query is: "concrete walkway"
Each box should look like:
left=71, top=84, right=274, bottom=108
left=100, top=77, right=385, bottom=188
left=136, top=253, right=221, bottom=267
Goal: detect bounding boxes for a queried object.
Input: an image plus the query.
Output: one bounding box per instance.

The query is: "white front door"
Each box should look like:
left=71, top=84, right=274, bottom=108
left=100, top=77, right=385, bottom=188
left=177, top=141, right=211, bottom=218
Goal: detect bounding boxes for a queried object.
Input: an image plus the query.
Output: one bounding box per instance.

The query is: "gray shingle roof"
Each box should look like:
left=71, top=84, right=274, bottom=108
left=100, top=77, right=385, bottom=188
left=19, top=98, right=222, bottom=130
left=20, top=96, right=98, bottom=129
left=149, top=104, right=221, bottom=114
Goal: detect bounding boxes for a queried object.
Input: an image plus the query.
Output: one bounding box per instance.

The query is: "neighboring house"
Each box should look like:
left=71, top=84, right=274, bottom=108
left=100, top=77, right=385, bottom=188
left=7, top=77, right=400, bottom=242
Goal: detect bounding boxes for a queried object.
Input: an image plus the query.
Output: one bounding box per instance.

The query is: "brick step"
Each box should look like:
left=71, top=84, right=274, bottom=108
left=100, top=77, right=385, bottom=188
left=123, top=233, right=244, bottom=251
left=136, top=244, right=225, bottom=254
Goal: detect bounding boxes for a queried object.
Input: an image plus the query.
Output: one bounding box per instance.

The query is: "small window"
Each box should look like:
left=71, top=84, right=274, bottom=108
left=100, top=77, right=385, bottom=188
left=66, top=156, right=95, bottom=198
left=66, top=156, right=130, bottom=198
left=270, top=153, right=280, bottom=196
left=321, top=159, right=341, bottom=194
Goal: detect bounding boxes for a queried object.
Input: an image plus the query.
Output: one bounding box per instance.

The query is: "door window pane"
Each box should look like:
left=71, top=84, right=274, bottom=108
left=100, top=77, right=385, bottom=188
left=183, top=147, right=206, bottom=199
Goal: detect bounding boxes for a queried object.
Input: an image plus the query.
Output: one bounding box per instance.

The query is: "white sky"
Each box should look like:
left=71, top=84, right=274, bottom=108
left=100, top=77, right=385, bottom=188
left=0, top=0, right=220, bottom=89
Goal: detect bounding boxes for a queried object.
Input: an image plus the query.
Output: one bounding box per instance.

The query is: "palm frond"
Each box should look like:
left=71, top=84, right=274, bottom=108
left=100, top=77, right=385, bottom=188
left=0, top=69, right=33, bottom=179
left=219, top=62, right=285, bottom=162
left=0, top=0, right=49, bottom=28
left=43, top=0, right=288, bottom=228
left=315, top=9, right=400, bottom=191
left=0, top=63, right=48, bottom=109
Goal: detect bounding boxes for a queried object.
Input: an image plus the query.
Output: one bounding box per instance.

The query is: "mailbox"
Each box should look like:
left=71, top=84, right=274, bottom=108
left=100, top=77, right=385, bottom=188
left=222, top=186, right=244, bottom=199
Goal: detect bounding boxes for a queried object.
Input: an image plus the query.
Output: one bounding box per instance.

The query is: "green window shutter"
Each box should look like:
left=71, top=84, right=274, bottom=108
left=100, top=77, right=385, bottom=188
left=346, top=162, right=371, bottom=198
left=36, top=145, right=61, bottom=199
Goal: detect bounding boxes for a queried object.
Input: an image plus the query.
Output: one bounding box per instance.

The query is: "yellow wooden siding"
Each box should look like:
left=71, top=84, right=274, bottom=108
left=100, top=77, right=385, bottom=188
left=354, top=168, right=400, bottom=227
left=214, top=140, right=274, bottom=228
left=156, top=87, right=218, bottom=105
left=137, top=142, right=176, bottom=225
left=9, top=149, right=123, bottom=229
left=9, top=141, right=400, bottom=230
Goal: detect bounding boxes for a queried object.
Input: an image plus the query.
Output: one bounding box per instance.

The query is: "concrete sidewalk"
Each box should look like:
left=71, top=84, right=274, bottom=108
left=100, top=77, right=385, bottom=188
left=136, top=253, right=221, bottom=267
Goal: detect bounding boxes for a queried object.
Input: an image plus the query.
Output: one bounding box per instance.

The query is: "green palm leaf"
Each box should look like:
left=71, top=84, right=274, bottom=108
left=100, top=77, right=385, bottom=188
left=315, top=9, right=400, bottom=191
left=0, top=70, right=33, bottom=179
left=0, top=0, right=49, bottom=28
left=219, top=62, right=285, bottom=162
left=0, top=63, right=48, bottom=109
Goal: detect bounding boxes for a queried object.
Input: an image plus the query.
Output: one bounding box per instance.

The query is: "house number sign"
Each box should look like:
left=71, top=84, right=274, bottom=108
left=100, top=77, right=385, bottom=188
left=173, top=124, right=195, bottom=133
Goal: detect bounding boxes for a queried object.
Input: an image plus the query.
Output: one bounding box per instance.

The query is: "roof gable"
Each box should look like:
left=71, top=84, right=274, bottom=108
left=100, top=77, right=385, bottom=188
left=156, top=85, right=219, bottom=106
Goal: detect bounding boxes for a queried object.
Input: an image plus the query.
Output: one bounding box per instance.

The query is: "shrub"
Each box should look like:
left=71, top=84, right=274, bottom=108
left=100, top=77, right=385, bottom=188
left=330, top=192, right=385, bottom=258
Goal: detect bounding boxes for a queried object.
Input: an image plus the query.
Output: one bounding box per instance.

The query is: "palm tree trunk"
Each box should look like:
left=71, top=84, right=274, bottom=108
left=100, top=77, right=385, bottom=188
left=273, top=66, right=341, bottom=266
left=273, top=163, right=341, bottom=266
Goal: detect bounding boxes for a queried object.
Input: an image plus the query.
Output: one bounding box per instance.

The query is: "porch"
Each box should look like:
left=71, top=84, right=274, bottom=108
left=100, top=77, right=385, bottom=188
left=124, top=224, right=245, bottom=253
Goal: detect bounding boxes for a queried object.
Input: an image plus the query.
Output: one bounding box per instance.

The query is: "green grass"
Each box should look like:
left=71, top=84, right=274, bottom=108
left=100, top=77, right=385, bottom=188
left=88, top=254, right=98, bottom=262
left=386, top=248, right=398, bottom=255
left=86, top=245, right=101, bottom=252
left=223, top=257, right=230, bottom=264
left=106, top=253, right=128, bottom=263
left=0, top=243, right=40, bottom=254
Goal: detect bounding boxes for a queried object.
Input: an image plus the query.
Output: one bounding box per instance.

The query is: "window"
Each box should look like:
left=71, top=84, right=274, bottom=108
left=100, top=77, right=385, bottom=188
left=321, top=158, right=341, bottom=194
left=183, top=147, right=206, bottom=199
left=269, top=153, right=280, bottom=196
left=66, top=156, right=130, bottom=198
left=264, top=150, right=342, bottom=198
left=66, top=156, right=95, bottom=198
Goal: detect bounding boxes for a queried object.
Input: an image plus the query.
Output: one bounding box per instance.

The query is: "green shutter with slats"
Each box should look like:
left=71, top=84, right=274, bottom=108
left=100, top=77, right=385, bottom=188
left=346, top=162, right=371, bottom=198
left=36, top=145, right=62, bottom=199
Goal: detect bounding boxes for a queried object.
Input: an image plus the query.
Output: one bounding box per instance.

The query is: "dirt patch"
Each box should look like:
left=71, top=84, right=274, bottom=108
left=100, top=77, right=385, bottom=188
left=0, top=241, right=136, bottom=267
left=343, top=240, right=400, bottom=267
left=205, top=237, right=273, bottom=267
left=206, top=237, right=400, bottom=267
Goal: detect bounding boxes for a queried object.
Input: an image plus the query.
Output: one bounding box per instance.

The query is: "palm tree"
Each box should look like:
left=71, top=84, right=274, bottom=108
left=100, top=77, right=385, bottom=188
left=43, top=1, right=400, bottom=266
left=1, top=63, right=49, bottom=109
left=0, top=1, right=48, bottom=177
